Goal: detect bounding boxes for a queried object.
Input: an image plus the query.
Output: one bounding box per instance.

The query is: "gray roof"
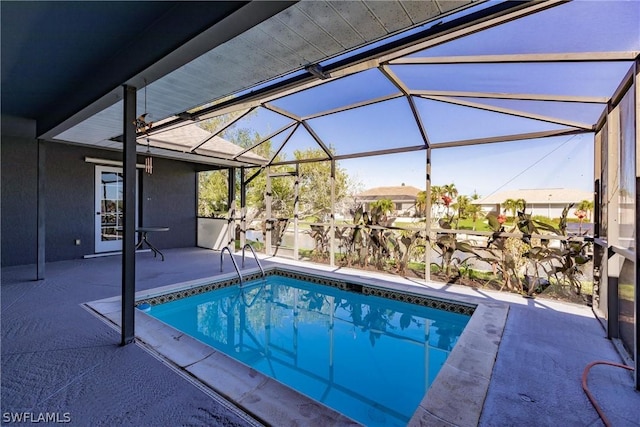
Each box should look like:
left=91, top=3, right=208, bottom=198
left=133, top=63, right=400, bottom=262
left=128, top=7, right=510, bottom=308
left=142, top=124, right=266, bottom=164
left=473, top=188, right=594, bottom=205
left=357, top=185, right=422, bottom=201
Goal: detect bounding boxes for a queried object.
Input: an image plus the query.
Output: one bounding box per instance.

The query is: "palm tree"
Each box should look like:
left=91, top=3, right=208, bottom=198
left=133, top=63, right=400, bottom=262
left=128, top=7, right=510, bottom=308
left=467, top=192, right=482, bottom=230
left=430, top=185, right=444, bottom=206
left=430, top=185, right=445, bottom=219
left=502, top=199, right=515, bottom=217
left=442, top=183, right=458, bottom=200
left=370, top=198, right=394, bottom=215
left=441, top=183, right=458, bottom=216
left=467, top=204, right=482, bottom=230
left=502, top=198, right=526, bottom=218
left=452, top=195, right=471, bottom=219
left=416, top=190, right=427, bottom=217
left=576, top=199, right=594, bottom=221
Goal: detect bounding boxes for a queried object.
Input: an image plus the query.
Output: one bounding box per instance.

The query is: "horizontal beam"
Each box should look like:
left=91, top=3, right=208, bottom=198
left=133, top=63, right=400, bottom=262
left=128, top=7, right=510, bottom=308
left=269, top=145, right=426, bottom=166
left=84, top=156, right=145, bottom=169
left=291, top=223, right=593, bottom=242
left=334, top=144, right=427, bottom=161
left=148, top=145, right=262, bottom=167
left=610, top=244, right=635, bottom=262
left=431, top=128, right=589, bottom=149
left=410, top=89, right=609, bottom=104
left=268, top=172, right=297, bottom=178
left=390, top=51, right=640, bottom=65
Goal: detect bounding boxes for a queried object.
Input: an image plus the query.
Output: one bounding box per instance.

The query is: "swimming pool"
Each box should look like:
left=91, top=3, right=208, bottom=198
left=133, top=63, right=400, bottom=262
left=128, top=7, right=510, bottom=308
left=85, top=264, right=508, bottom=426
left=139, top=270, right=472, bottom=426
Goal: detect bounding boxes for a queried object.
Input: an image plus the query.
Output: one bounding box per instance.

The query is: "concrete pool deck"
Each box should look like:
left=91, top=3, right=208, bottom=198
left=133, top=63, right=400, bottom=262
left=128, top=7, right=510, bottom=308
left=2, top=247, right=639, bottom=426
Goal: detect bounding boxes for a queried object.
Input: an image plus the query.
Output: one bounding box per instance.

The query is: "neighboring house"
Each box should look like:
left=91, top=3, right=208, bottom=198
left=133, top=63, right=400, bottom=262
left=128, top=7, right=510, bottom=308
left=356, top=185, right=422, bottom=216
left=473, top=188, right=594, bottom=219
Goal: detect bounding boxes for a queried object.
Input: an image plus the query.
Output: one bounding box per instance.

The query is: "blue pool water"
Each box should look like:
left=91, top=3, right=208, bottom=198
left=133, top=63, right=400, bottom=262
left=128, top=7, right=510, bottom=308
left=147, top=275, right=470, bottom=426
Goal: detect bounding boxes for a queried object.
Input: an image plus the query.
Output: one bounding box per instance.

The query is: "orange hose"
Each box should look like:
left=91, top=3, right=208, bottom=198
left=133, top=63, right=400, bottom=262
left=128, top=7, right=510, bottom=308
left=581, top=360, right=635, bottom=427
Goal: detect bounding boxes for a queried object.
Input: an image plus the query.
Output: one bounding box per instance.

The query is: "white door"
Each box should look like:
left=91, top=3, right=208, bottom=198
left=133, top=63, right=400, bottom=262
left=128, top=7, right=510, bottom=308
left=94, top=166, right=138, bottom=253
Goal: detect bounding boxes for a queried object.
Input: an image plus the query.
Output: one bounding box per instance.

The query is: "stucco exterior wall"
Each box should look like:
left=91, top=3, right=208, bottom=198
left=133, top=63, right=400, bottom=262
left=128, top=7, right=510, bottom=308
left=45, top=143, right=113, bottom=261
left=139, top=156, right=197, bottom=250
left=1, top=135, right=38, bottom=266
left=1, top=136, right=198, bottom=266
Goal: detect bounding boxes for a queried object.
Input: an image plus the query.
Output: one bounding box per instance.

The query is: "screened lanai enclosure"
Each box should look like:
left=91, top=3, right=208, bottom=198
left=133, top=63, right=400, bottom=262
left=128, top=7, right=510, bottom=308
left=36, top=1, right=639, bottom=388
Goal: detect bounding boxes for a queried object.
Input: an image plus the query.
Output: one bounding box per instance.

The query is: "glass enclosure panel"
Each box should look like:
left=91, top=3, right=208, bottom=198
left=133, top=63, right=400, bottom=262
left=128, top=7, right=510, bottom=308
left=392, top=62, right=633, bottom=98
left=270, top=69, right=399, bottom=118
left=600, top=122, right=609, bottom=238
left=219, top=107, right=294, bottom=141
left=339, top=152, right=426, bottom=194
left=449, top=97, right=606, bottom=127
left=408, top=1, right=640, bottom=57
left=307, top=97, right=425, bottom=155
left=616, top=84, right=636, bottom=360
left=417, top=98, right=572, bottom=143
left=269, top=166, right=296, bottom=218
left=241, top=128, right=294, bottom=164
left=431, top=135, right=594, bottom=198
left=619, top=257, right=635, bottom=359
left=198, top=170, right=229, bottom=218
left=276, top=126, right=331, bottom=162
left=618, top=88, right=636, bottom=250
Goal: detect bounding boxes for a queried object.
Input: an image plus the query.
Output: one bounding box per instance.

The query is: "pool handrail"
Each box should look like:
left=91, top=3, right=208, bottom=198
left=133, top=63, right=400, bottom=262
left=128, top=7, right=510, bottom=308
left=241, top=243, right=265, bottom=279
left=220, top=247, right=243, bottom=285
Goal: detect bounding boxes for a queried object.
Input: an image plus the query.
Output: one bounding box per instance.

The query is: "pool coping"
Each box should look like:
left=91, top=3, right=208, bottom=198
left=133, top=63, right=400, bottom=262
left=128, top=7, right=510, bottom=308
left=84, top=264, right=509, bottom=427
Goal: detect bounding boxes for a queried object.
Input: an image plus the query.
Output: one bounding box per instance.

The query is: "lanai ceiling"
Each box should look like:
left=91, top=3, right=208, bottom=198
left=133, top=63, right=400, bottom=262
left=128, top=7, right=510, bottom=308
left=3, top=1, right=639, bottom=169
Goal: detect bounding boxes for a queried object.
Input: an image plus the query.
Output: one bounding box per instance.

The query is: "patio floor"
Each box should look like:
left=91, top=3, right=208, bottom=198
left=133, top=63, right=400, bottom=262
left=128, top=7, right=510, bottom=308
left=2, top=247, right=639, bottom=426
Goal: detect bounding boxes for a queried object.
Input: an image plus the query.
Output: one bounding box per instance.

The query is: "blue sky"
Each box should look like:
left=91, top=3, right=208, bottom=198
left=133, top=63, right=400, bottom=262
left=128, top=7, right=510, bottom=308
left=340, top=133, right=594, bottom=198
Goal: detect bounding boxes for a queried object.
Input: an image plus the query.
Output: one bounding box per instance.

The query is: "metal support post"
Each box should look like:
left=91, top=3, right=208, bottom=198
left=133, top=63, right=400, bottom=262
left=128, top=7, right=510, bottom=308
left=634, top=175, right=639, bottom=390
left=605, top=100, right=620, bottom=340
left=240, top=167, right=246, bottom=249
left=265, top=167, right=272, bottom=256
left=634, top=61, right=639, bottom=390
left=36, top=139, right=45, bottom=280
left=294, top=164, right=299, bottom=260
left=121, top=84, right=137, bottom=346
left=228, top=167, right=236, bottom=250
left=330, top=160, right=336, bottom=267
left=425, top=147, right=432, bottom=281
left=607, top=272, right=619, bottom=339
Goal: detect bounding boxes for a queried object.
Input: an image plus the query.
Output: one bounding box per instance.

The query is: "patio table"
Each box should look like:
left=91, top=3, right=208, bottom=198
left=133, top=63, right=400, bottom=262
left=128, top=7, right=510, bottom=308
left=136, top=227, right=170, bottom=261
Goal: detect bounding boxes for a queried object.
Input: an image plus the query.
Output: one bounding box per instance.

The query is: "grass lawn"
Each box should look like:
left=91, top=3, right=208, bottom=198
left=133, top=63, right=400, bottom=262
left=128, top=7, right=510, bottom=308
left=619, top=283, right=634, bottom=301
left=451, top=218, right=493, bottom=231
left=445, top=216, right=565, bottom=231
